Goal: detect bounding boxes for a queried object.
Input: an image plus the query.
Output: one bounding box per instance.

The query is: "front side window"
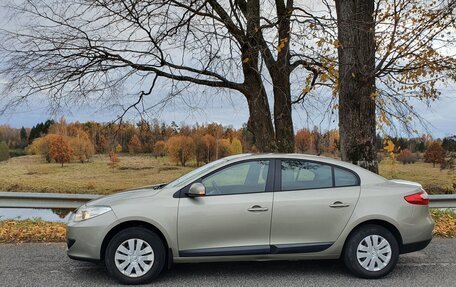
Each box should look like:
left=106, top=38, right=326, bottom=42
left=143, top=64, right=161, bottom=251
left=281, top=160, right=332, bottom=191
left=166, top=158, right=228, bottom=188
left=201, top=160, right=270, bottom=195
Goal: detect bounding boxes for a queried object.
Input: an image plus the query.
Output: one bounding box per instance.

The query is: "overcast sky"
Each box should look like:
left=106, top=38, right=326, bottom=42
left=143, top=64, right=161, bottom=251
left=1, top=88, right=455, bottom=139
left=0, top=1, right=455, bottom=139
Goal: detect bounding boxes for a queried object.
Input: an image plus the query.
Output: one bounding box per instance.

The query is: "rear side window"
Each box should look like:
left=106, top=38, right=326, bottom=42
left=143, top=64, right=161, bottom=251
left=280, top=160, right=360, bottom=191
left=334, top=167, right=359, bottom=187
left=281, top=160, right=332, bottom=191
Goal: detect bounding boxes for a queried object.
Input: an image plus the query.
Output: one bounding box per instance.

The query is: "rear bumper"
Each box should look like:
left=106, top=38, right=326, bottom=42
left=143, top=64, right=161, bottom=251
left=400, top=206, right=434, bottom=245
left=400, top=238, right=432, bottom=254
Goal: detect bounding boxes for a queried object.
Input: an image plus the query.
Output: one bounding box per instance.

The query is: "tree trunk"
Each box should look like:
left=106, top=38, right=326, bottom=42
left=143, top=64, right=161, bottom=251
left=244, top=77, right=277, bottom=152
left=335, top=0, right=378, bottom=173
left=272, top=73, right=294, bottom=153
left=242, top=0, right=277, bottom=153
left=271, top=0, right=294, bottom=153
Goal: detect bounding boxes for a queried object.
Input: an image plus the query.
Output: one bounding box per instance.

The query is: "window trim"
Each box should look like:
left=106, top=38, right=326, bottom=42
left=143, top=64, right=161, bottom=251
left=176, top=158, right=275, bottom=198
left=275, top=159, right=360, bottom=192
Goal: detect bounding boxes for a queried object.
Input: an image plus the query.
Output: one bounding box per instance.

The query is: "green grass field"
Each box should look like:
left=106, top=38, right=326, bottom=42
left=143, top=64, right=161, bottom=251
left=379, top=159, right=455, bottom=194
left=0, top=155, right=193, bottom=195
left=0, top=155, right=454, bottom=194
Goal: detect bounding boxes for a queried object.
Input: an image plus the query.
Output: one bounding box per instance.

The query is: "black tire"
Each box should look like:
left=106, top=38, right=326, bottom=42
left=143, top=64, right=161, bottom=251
left=105, top=227, right=166, bottom=285
left=343, top=224, right=399, bottom=279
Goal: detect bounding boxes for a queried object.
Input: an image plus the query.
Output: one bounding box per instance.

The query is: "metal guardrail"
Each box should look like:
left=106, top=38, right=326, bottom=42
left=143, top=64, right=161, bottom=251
left=428, top=194, right=456, bottom=209
left=0, top=192, right=454, bottom=210
left=0, top=192, right=100, bottom=209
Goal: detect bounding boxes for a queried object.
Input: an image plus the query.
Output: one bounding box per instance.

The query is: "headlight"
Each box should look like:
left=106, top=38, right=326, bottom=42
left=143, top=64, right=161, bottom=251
left=74, top=206, right=112, bottom=222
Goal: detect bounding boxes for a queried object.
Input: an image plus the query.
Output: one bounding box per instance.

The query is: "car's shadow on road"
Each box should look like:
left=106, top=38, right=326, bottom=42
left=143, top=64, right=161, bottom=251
left=70, top=259, right=355, bottom=285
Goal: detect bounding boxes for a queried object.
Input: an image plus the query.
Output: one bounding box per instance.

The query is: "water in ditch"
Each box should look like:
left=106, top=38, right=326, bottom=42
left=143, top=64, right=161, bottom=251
left=0, top=208, right=73, bottom=223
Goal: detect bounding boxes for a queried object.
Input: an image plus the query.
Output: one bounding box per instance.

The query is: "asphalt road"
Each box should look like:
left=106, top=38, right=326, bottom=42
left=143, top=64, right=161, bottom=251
left=0, top=239, right=454, bottom=286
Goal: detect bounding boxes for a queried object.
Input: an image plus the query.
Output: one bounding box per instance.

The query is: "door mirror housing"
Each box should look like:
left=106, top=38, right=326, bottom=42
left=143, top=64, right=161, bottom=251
left=187, top=183, right=206, bottom=197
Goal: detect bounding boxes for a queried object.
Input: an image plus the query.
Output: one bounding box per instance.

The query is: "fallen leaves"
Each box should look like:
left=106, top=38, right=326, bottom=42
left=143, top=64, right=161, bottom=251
left=432, top=210, right=456, bottom=238
left=0, top=220, right=66, bottom=243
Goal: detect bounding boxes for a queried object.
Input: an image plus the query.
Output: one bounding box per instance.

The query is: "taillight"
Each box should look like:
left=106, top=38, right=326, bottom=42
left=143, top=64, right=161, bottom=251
left=404, top=191, right=429, bottom=205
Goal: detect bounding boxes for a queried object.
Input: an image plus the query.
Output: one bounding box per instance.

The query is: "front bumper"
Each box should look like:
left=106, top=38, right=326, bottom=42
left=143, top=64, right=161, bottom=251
left=66, top=210, right=117, bottom=262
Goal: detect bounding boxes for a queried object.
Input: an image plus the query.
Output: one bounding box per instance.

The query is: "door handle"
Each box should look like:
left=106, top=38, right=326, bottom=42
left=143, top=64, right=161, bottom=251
left=248, top=205, right=269, bottom=212
left=329, top=201, right=350, bottom=208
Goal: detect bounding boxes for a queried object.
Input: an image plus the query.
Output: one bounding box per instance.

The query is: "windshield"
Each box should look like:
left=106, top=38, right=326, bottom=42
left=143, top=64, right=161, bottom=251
left=165, top=158, right=228, bottom=188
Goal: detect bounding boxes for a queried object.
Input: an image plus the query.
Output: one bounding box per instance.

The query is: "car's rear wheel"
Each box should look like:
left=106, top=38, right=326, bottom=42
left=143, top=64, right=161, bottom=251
left=343, top=224, right=399, bottom=279
left=105, top=227, right=166, bottom=285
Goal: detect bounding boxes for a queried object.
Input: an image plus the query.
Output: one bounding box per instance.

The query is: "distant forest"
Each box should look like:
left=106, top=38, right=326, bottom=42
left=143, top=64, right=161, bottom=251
left=0, top=118, right=455, bottom=166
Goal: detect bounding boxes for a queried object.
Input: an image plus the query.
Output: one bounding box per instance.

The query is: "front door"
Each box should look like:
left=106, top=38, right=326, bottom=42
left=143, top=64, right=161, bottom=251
left=178, top=159, right=274, bottom=257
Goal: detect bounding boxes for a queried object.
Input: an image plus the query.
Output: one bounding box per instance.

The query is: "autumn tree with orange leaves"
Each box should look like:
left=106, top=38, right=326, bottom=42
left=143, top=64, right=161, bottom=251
left=48, top=135, right=73, bottom=167
left=70, top=130, right=95, bottom=163
left=424, top=142, right=446, bottom=168
left=153, top=140, right=166, bottom=158
left=167, top=136, right=195, bottom=167
left=295, top=129, right=313, bottom=153
left=128, top=134, right=143, bottom=154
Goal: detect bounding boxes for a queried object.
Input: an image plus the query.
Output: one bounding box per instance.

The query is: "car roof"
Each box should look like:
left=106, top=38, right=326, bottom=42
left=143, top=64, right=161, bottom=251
left=224, top=153, right=341, bottom=163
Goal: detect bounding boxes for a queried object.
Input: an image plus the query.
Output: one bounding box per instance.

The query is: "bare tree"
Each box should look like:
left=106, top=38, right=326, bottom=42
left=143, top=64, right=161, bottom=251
left=0, top=0, right=329, bottom=153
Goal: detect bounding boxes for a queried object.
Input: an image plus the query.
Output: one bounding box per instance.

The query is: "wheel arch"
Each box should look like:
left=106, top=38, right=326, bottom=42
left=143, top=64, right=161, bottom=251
left=343, top=219, right=404, bottom=251
left=100, top=220, right=172, bottom=267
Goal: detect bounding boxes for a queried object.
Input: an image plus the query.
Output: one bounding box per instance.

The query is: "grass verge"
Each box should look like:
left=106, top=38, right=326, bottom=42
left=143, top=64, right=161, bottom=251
left=1, top=211, right=454, bottom=243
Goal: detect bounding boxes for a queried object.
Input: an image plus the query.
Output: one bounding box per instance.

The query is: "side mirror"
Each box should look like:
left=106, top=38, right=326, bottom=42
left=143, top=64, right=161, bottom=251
left=186, top=183, right=206, bottom=197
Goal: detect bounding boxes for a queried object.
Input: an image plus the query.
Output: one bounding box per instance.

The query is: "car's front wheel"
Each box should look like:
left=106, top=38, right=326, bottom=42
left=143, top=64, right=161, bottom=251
left=343, top=224, right=399, bottom=279
left=105, top=227, right=166, bottom=285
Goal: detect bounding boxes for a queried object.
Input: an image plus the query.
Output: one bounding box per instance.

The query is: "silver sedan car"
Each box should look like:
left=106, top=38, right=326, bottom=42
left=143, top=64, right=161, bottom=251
left=67, top=154, right=434, bottom=284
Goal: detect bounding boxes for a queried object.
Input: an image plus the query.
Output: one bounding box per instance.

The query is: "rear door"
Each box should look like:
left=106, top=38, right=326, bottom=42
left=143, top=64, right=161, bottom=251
left=270, top=159, right=361, bottom=253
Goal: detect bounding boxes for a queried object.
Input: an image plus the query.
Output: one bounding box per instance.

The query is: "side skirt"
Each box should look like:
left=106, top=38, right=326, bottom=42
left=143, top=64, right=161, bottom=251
left=271, top=243, right=333, bottom=254
left=179, top=243, right=333, bottom=257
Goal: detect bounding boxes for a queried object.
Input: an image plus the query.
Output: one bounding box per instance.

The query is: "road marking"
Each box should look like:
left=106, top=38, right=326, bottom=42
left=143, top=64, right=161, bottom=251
left=398, top=262, right=456, bottom=267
